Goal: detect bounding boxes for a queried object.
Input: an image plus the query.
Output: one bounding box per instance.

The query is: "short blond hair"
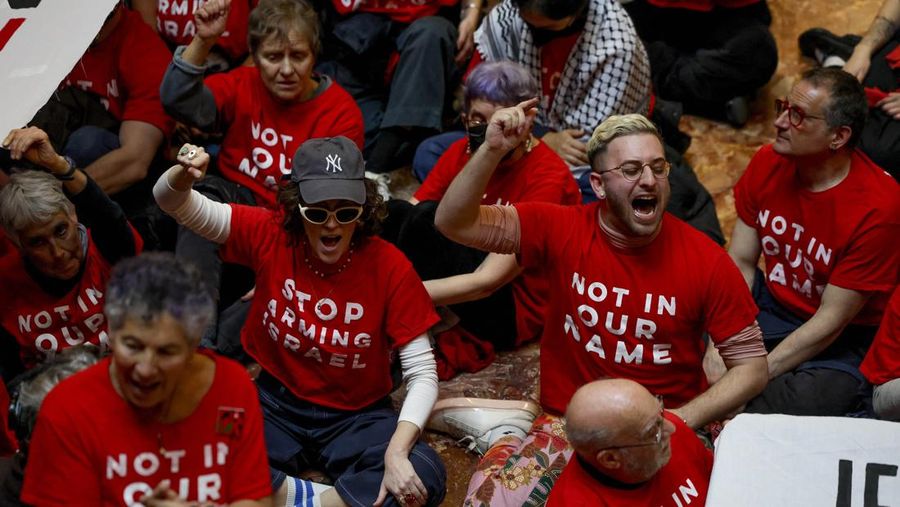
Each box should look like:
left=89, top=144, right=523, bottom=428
left=586, top=114, right=662, bottom=170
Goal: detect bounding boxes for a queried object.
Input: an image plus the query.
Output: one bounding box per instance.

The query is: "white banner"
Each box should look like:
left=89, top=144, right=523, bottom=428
left=708, top=413, right=900, bottom=506
left=0, top=0, right=119, bottom=136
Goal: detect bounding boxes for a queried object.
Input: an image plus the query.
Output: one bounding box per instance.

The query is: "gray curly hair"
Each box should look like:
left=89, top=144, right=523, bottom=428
left=104, top=252, right=216, bottom=345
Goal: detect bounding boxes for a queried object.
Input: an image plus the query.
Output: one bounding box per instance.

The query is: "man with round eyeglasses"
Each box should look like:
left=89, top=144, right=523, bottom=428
left=547, top=379, right=713, bottom=506
left=433, top=108, right=767, bottom=505
left=721, top=67, right=900, bottom=416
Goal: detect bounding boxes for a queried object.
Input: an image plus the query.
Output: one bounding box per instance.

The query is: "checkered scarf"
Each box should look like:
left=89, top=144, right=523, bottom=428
left=474, top=0, right=652, bottom=133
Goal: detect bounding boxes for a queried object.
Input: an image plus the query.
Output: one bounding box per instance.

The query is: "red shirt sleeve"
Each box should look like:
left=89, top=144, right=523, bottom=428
left=222, top=361, right=273, bottom=501
left=733, top=147, right=770, bottom=228
left=220, top=204, right=281, bottom=271
left=414, top=138, right=468, bottom=202
left=703, top=253, right=760, bottom=343
left=515, top=201, right=573, bottom=270
left=204, top=68, right=243, bottom=127
left=861, top=287, right=900, bottom=384
left=21, top=390, right=101, bottom=506
left=827, top=215, right=900, bottom=294
left=118, top=11, right=175, bottom=136
left=317, top=82, right=365, bottom=150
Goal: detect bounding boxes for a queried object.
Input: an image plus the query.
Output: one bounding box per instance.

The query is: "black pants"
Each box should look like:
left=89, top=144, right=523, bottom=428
left=317, top=12, right=458, bottom=152
left=382, top=200, right=518, bottom=350
left=858, top=35, right=900, bottom=181
left=625, top=0, right=778, bottom=116
left=743, top=270, right=875, bottom=416
left=175, top=175, right=256, bottom=349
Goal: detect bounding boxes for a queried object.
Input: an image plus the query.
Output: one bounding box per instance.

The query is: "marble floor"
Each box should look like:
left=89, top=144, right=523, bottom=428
left=387, top=0, right=883, bottom=504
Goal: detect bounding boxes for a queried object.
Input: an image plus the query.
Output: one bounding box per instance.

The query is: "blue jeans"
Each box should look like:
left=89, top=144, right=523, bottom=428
left=257, top=373, right=447, bottom=506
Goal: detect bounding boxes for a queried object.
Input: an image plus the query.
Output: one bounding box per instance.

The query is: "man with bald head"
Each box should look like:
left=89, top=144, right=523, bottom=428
left=547, top=379, right=713, bottom=506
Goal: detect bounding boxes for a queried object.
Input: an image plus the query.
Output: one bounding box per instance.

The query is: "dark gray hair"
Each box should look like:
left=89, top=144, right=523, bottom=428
left=800, top=67, right=868, bottom=148
left=0, top=171, right=75, bottom=246
left=14, top=345, right=101, bottom=451
left=463, top=61, right=539, bottom=113
left=104, top=252, right=215, bottom=344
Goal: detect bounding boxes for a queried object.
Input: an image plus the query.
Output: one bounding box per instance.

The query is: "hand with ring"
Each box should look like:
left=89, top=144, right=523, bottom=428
left=168, top=143, right=211, bottom=191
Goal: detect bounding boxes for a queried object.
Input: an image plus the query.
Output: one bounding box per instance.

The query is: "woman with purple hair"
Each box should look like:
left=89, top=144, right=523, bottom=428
left=385, top=60, right=579, bottom=356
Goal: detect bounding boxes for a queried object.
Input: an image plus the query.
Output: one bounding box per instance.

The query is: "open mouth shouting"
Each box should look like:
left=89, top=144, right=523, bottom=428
left=632, top=195, right=660, bottom=224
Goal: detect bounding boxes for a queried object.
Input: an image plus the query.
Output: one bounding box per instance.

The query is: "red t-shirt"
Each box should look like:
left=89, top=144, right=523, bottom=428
left=734, top=145, right=900, bottom=325
left=205, top=69, right=365, bottom=207
left=62, top=9, right=174, bottom=136
left=220, top=205, right=440, bottom=410
left=331, top=0, right=457, bottom=23
left=540, top=31, right=581, bottom=110
left=516, top=203, right=757, bottom=415
left=547, top=412, right=713, bottom=507
left=0, top=228, right=143, bottom=369
left=416, top=138, right=580, bottom=344
left=860, top=287, right=900, bottom=385
left=156, top=0, right=255, bottom=61
left=21, top=353, right=271, bottom=506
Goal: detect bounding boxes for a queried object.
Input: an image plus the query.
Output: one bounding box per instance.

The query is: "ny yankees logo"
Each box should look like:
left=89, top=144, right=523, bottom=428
left=325, top=153, right=343, bottom=173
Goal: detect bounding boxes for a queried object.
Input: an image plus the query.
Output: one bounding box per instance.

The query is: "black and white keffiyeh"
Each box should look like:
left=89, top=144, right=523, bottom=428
left=474, top=0, right=652, bottom=134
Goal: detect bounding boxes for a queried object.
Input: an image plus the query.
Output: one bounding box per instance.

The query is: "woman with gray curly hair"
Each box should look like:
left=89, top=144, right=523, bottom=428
left=154, top=138, right=446, bottom=507
left=0, top=127, right=142, bottom=375
left=20, top=253, right=272, bottom=506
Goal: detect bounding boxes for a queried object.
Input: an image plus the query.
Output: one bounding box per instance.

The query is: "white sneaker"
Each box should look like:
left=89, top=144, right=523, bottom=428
left=427, top=398, right=541, bottom=455
left=365, top=171, right=392, bottom=201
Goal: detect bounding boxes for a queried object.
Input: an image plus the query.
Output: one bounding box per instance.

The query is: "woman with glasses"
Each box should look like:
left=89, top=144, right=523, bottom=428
left=386, top=61, right=580, bottom=356
left=154, top=138, right=446, bottom=507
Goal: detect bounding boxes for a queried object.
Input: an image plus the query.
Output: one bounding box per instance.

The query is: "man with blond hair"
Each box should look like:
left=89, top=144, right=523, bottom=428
left=426, top=107, right=767, bottom=505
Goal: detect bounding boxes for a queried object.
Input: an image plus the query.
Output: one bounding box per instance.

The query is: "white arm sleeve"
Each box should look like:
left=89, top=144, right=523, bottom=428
left=397, top=335, right=439, bottom=431
left=152, top=167, right=232, bottom=244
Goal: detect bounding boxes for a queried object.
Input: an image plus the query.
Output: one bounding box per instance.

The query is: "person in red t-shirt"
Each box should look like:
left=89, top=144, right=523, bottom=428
left=797, top=0, right=900, bottom=181
left=623, top=0, right=777, bottom=127
left=430, top=107, right=766, bottom=505
left=861, top=287, right=900, bottom=420
left=547, top=379, right=713, bottom=507
left=724, top=68, right=900, bottom=416
left=385, top=61, right=580, bottom=356
left=154, top=138, right=446, bottom=506
left=159, top=0, right=365, bottom=343
left=25, top=3, right=175, bottom=202
left=20, top=253, right=272, bottom=506
left=132, top=0, right=257, bottom=68
left=0, top=127, right=143, bottom=376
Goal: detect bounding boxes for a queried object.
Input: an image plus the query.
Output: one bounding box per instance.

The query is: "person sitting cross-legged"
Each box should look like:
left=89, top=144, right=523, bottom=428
left=720, top=68, right=900, bottom=416
left=429, top=106, right=767, bottom=505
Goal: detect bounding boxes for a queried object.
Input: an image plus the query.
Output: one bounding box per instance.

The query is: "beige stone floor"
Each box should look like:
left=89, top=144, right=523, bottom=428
left=386, top=0, right=883, bottom=504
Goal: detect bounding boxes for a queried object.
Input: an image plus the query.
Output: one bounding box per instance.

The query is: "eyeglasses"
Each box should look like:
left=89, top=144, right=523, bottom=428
left=596, top=160, right=670, bottom=182
left=297, top=205, right=363, bottom=225
left=601, top=395, right=665, bottom=450
left=775, top=98, right=826, bottom=128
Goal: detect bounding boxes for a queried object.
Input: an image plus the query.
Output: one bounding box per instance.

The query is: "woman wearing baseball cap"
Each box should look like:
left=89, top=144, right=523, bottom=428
left=154, top=138, right=446, bottom=507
